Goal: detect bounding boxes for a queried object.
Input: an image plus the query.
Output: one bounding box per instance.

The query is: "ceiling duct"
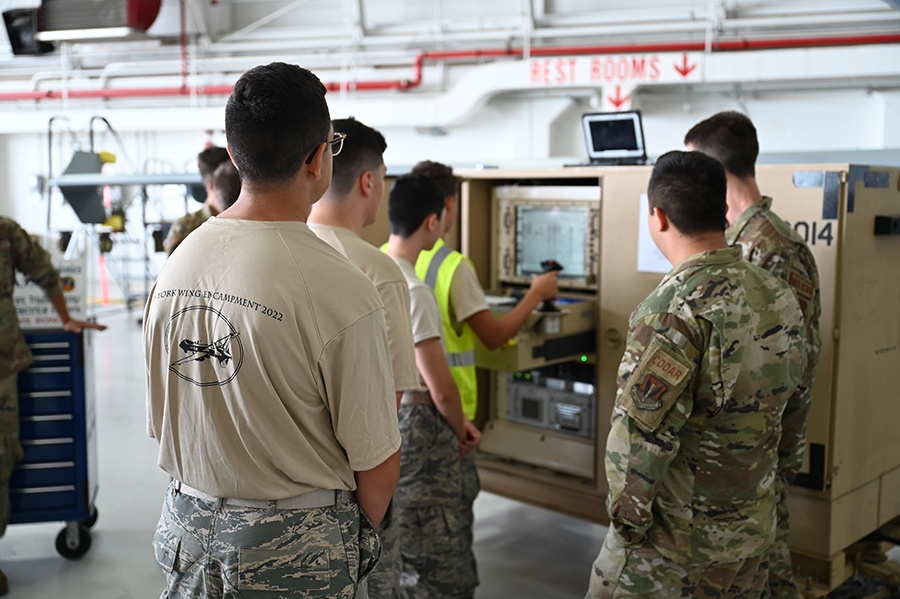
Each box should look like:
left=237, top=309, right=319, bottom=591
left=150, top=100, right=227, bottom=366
left=36, top=0, right=162, bottom=42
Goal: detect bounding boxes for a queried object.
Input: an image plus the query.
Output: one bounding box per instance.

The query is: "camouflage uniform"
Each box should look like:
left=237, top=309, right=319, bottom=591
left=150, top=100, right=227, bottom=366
left=164, top=205, right=213, bottom=255
left=728, top=196, right=822, bottom=598
left=457, top=453, right=479, bottom=598
left=0, top=217, right=63, bottom=534
left=587, top=246, right=807, bottom=599
left=154, top=482, right=381, bottom=598
left=395, top=403, right=464, bottom=599
left=364, top=506, right=400, bottom=599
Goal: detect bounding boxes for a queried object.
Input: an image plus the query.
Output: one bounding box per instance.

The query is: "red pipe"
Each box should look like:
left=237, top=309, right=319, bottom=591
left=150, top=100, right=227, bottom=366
left=0, top=33, right=897, bottom=102
left=0, top=85, right=235, bottom=100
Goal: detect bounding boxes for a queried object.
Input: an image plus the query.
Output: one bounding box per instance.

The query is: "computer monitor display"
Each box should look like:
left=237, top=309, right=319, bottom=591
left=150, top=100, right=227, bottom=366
left=581, top=111, right=647, bottom=165
left=494, top=185, right=600, bottom=291
left=515, top=204, right=589, bottom=281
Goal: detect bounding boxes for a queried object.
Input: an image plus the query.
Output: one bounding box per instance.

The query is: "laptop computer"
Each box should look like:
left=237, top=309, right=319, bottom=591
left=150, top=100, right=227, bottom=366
left=579, top=110, right=648, bottom=166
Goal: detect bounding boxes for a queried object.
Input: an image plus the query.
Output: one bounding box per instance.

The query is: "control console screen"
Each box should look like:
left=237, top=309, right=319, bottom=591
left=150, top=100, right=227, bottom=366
left=515, top=204, right=589, bottom=281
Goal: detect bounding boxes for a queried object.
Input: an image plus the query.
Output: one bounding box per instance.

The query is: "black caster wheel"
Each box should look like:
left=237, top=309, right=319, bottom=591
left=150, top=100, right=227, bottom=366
left=55, top=523, right=92, bottom=559
left=81, top=507, right=98, bottom=529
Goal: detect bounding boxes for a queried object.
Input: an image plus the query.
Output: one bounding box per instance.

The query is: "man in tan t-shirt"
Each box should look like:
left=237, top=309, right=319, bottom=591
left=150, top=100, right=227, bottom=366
left=308, top=117, right=418, bottom=599
left=384, top=173, right=481, bottom=599
left=412, top=160, right=558, bottom=598
left=144, top=63, right=400, bottom=599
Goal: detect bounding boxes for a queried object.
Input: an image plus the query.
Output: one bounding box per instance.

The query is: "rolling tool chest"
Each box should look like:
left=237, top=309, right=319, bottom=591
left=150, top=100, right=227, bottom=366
left=11, top=330, right=98, bottom=559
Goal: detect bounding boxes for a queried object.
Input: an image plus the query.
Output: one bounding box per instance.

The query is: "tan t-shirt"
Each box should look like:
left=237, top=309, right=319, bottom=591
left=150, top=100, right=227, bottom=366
left=448, top=259, right=489, bottom=334
left=393, top=257, right=443, bottom=393
left=144, top=218, right=401, bottom=500
left=308, top=223, right=419, bottom=393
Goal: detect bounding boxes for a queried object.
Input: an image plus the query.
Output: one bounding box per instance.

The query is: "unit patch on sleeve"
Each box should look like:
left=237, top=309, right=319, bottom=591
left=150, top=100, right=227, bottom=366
left=787, top=271, right=815, bottom=313
left=620, top=337, right=694, bottom=432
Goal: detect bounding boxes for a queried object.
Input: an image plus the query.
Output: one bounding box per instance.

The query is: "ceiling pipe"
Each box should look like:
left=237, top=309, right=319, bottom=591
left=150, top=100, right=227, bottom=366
left=0, top=32, right=898, bottom=102
left=180, top=0, right=188, bottom=91
left=199, top=9, right=900, bottom=53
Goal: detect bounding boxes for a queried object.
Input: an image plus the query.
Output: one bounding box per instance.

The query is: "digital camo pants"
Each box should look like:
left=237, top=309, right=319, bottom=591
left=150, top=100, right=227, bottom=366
left=0, top=374, right=22, bottom=537
left=154, top=483, right=380, bottom=599
left=360, top=501, right=399, bottom=599
left=452, top=452, right=479, bottom=599
left=395, top=403, right=463, bottom=599
left=587, top=530, right=768, bottom=599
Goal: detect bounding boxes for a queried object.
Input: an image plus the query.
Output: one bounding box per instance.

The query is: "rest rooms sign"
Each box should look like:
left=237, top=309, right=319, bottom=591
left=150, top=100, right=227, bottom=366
left=528, top=53, right=702, bottom=86
left=14, top=244, right=88, bottom=329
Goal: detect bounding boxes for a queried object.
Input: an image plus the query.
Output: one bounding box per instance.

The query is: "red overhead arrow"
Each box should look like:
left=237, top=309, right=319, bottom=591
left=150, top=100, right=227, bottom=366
left=674, top=53, right=697, bottom=78
left=607, top=85, right=631, bottom=109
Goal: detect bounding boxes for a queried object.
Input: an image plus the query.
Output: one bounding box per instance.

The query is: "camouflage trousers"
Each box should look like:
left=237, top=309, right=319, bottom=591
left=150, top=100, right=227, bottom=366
left=587, top=530, right=769, bottom=598
left=395, top=404, right=464, bottom=599
left=154, top=481, right=380, bottom=598
left=0, top=374, right=23, bottom=537
left=766, top=480, right=799, bottom=599
left=360, top=501, right=400, bottom=599
left=449, top=452, right=479, bottom=599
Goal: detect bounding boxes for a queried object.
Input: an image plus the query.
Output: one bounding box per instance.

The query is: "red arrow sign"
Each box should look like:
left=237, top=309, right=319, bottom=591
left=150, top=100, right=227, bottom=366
left=607, top=85, right=631, bottom=109
left=674, top=53, right=697, bottom=78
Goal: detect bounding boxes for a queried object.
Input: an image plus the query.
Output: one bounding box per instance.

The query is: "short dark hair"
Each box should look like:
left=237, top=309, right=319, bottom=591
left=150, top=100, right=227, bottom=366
left=648, top=151, right=728, bottom=235
left=388, top=173, right=445, bottom=238
left=225, top=62, right=330, bottom=186
left=411, top=160, right=459, bottom=198
left=329, top=117, right=387, bottom=197
left=213, top=161, right=241, bottom=211
left=197, top=146, right=231, bottom=185
left=683, top=111, right=759, bottom=178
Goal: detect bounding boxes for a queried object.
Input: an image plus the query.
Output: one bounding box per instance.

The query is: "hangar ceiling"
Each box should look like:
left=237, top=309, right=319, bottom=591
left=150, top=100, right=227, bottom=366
left=0, top=0, right=898, bottom=107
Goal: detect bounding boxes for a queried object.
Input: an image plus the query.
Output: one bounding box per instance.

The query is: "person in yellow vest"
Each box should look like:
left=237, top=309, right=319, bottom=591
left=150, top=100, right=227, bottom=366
left=410, top=161, right=559, bottom=599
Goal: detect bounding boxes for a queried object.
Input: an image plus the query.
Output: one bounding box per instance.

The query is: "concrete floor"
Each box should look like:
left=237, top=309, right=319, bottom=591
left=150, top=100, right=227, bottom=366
left=0, top=310, right=606, bottom=598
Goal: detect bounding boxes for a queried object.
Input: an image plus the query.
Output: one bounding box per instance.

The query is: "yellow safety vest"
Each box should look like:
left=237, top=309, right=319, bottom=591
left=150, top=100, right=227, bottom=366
left=415, top=238, right=478, bottom=420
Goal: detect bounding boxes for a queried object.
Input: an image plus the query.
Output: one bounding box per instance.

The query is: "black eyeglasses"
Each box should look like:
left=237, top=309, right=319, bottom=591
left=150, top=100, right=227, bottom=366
left=304, top=132, right=346, bottom=164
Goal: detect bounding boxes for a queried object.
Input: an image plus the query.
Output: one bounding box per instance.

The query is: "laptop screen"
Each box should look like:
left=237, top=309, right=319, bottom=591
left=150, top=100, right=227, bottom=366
left=581, top=111, right=647, bottom=164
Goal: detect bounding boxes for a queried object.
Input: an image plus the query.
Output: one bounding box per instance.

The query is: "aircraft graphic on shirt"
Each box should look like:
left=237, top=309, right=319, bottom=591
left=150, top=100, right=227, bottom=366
left=165, top=305, right=244, bottom=387
left=174, top=332, right=239, bottom=367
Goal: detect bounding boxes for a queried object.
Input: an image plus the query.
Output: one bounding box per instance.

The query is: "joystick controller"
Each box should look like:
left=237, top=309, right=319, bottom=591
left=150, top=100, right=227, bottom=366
left=538, top=259, right=563, bottom=313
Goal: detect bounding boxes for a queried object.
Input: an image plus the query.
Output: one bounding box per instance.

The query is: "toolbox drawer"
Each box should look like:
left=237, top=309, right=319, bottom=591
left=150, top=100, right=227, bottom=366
left=27, top=345, right=73, bottom=366
left=10, top=486, right=77, bottom=512
left=18, top=390, right=73, bottom=416
left=17, top=366, right=73, bottom=392
left=10, top=463, right=76, bottom=488
left=20, top=438, right=75, bottom=463
left=19, top=415, right=74, bottom=439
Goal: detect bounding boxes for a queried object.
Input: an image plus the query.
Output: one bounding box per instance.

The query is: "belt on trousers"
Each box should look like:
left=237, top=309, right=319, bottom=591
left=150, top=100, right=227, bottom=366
left=400, top=390, right=434, bottom=406
left=173, top=480, right=353, bottom=510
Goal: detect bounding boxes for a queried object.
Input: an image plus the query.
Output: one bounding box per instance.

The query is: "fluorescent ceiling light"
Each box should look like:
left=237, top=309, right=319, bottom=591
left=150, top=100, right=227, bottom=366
left=36, top=27, right=137, bottom=41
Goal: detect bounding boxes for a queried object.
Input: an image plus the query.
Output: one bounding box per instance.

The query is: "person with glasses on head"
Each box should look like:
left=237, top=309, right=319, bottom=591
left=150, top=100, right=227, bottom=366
left=143, top=62, right=401, bottom=599
left=308, top=116, right=419, bottom=599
